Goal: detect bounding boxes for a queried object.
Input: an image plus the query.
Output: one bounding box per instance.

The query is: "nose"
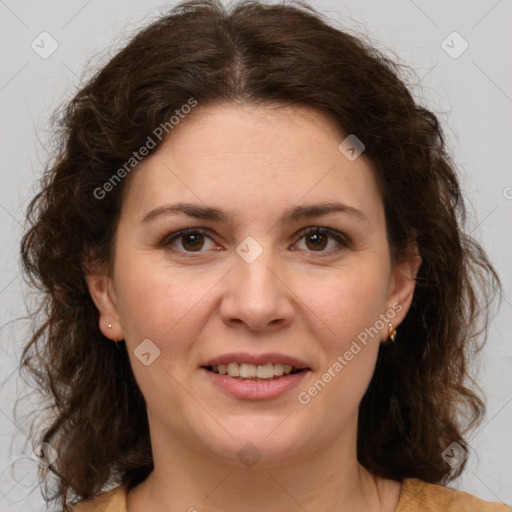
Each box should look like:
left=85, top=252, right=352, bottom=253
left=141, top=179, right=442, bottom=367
left=219, top=247, right=294, bottom=332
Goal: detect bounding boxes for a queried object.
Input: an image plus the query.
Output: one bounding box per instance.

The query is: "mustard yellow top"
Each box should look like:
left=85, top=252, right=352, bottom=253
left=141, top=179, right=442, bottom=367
left=71, top=477, right=511, bottom=511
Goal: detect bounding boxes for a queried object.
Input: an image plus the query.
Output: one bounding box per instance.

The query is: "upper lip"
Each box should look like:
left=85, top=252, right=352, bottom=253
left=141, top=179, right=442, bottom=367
left=202, top=352, right=310, bottom=370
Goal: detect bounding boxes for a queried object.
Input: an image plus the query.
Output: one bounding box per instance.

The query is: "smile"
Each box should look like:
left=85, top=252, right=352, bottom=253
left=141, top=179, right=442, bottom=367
left=206, top=362, right=302, bottom=380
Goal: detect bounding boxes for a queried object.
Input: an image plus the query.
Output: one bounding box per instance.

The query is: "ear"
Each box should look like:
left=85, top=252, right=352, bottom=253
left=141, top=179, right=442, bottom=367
left=84, top=268, right=124, bottom=342
left=382, top=242, right=422, bottom=337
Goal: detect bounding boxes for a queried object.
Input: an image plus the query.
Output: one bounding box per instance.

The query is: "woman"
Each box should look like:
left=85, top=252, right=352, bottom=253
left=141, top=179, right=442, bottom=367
left=19, top=0, right=510, bottom=510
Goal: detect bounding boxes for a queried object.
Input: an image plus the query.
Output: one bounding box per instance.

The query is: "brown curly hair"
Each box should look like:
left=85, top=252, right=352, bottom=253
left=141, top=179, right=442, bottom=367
left=18, top=0, right=501, bottom=510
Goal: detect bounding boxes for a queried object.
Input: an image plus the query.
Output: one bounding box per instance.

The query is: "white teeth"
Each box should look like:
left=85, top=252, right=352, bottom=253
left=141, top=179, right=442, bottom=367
left=211, top=362, right=300, bottom=379
left=226, top=362, right=239, bottom=377
left=240, top=363, right=256, bottom=378
left=273, top=363, right=284, bottom=376
left=256, top=364, right=274, bottom=379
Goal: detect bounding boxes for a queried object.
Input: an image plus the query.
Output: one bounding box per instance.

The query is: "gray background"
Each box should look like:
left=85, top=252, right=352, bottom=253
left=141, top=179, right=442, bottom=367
left=1, top=0, right=511, bottom=510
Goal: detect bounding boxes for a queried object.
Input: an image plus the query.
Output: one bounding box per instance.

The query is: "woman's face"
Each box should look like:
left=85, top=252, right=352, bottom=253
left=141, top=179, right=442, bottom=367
left=87, top=103, right=418, bottom=468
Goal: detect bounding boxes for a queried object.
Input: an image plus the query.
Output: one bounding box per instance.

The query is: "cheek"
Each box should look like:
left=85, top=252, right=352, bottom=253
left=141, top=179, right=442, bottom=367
left=113, top=251, right=220, bottom=348
left=293, top=261, right=389, bottom=403
left=296, top=270, right=386, bottom=426
left=302, top=262, right=391, bottom=342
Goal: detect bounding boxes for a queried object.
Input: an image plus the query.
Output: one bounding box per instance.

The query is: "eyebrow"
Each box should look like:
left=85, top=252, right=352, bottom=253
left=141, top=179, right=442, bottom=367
left=141, top=201, right=369, bottom=225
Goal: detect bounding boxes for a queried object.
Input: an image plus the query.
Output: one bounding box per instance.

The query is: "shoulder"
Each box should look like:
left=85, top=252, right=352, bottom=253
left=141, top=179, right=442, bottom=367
left=69, top=481, right=129, bottom=512
left=396, top=478, right=511, bottom=512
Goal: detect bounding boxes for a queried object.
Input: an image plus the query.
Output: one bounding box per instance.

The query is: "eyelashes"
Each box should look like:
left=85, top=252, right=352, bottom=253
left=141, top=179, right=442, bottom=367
left=158, top=226, right=352, bottom=257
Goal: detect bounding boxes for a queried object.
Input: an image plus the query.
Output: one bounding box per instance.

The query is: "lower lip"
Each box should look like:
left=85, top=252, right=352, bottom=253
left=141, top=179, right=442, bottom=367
left=201, top=367, right=310, bottom=400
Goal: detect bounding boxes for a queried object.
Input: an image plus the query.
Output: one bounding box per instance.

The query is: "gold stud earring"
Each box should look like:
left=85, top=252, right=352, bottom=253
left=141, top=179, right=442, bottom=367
left=388, top=323, right=397, bottom=342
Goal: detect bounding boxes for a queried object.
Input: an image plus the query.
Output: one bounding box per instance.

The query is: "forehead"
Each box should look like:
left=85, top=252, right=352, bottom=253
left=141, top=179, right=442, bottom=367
left=161, top=102, right=347, bottom=169
left=121, top=102, right=383, bottom=228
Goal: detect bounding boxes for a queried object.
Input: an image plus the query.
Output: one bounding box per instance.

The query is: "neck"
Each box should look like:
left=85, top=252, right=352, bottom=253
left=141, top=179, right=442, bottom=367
left=126, top=420, right=398, bottom=512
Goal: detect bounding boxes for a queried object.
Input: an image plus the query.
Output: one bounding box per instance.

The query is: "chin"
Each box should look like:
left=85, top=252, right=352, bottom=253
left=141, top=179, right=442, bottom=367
left=198, top=417, right=314, bottom=468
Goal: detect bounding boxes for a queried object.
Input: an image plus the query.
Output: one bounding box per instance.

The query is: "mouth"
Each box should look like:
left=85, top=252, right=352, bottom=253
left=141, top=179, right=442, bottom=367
left=201, top=360, right=311, bottom=400
left=200, top=353, right=311, bottom=398
left=203, top=362, right=307, bottom=381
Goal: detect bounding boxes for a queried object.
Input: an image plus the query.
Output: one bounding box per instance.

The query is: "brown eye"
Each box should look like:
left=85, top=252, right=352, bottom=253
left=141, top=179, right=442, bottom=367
left=181, top=232, right=205, bottom=251
left=304, top=232, right=329, bottom=251
left=161, top=229, right=215, bottom=253
left=160, top=226, right=349, bottom=257
left=295, top=227, right=350, bottom=254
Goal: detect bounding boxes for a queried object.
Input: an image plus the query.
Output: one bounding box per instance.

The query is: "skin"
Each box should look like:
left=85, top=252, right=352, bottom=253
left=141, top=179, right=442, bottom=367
left=86, top=103, right=421, bottom=511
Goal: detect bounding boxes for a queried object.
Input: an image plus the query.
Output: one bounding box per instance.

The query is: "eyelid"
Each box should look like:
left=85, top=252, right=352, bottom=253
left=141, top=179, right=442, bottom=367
left=159, top=226, right=352, bottom=255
